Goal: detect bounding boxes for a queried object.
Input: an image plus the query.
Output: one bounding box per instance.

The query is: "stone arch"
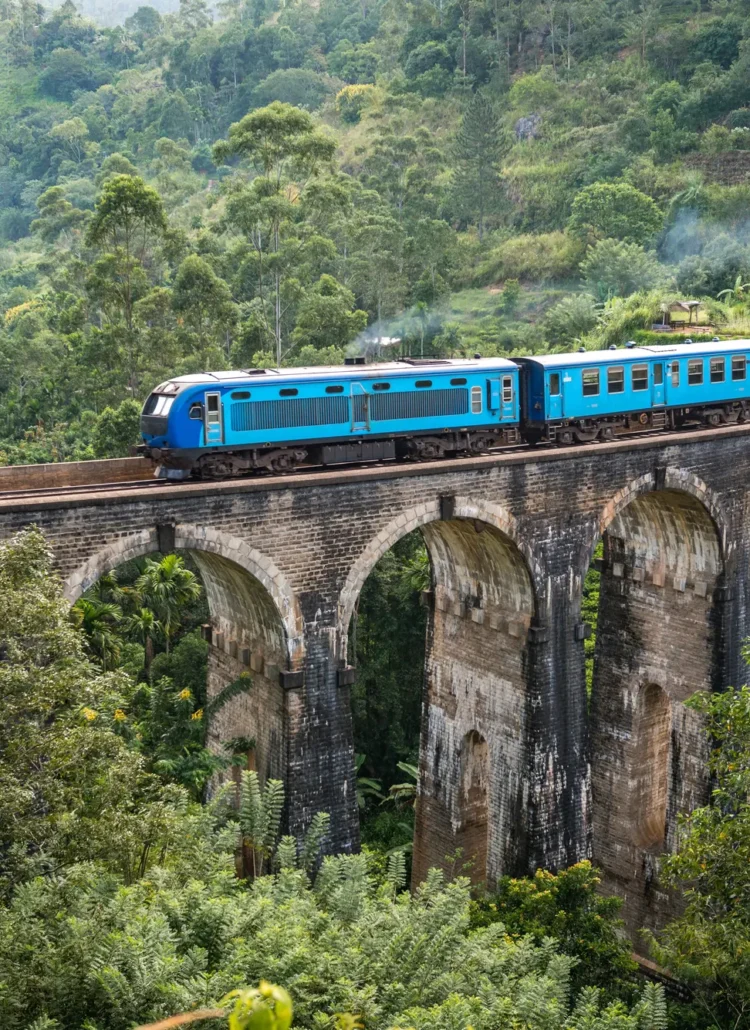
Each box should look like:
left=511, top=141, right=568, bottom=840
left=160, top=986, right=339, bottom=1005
left=338, top=496, right=539, bottom=655
left=63, top=523, right=303, bottom=661
left=62, top=523, right=305, bottom=785
left=594, top=467, right=728, bottom=566
left=588, top=478, right=721, bottom=935
left=340, top=498, right=538, bottom=888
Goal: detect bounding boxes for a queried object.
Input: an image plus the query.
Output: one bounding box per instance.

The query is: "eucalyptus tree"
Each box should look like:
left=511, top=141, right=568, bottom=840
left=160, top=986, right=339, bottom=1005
left=213, top=102, right=339, bottom=366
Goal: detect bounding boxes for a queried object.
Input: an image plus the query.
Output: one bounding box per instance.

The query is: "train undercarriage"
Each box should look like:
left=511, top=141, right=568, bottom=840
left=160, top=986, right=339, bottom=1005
left=533, top=399, right=750, bottom=447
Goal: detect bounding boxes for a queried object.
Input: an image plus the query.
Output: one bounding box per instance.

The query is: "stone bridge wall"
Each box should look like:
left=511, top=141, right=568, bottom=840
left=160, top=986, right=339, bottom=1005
left=2, top=424, right=750, bottom=936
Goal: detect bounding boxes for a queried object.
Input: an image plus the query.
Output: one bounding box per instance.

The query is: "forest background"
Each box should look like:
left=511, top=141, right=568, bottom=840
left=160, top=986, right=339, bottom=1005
left=3, top=0, right=750, bottom=1026
left=4, top=0, right=750, bottom=461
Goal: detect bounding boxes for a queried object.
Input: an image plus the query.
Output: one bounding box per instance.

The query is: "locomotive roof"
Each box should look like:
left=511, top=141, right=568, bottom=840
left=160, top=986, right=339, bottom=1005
left=155, top=357, right=518, bottom=392
left=520, top=339, right=750, bottom=369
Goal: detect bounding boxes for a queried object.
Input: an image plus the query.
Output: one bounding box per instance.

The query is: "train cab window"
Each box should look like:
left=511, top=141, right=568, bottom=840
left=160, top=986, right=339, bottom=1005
left=710, top=357, right=725, bottom=383
left=607, top=366, right=624, bottom=394
left=189, top=403, right=203, bottom=420
left=326, top=385, right=344, bottom=393
left=671, top=361, right=680, bottom=386
left=415, top=380, right=432, bottom=388
left=152, top=395, right=174, bottom=415
left=231, top=391, right=250, bottom=399
left=373, top=382, right=390, bottom=390
left=280, top=388, right=298, bottom=396
left=451, top=377, right=467, bottom=385
left=688, top=358, right=704, bottom=386
left=502, top=376, right=513, bottom=401
left=471, top=385, right=483, bottom=413
left=582, top=368, right=600, bottom=396
left=632, top=365, right=648, bottom=391
left=732, top=355, right=747, bottom=381
left=549, top=373, right=561, bottom=396
left=653, top=364, right=663, bottom=385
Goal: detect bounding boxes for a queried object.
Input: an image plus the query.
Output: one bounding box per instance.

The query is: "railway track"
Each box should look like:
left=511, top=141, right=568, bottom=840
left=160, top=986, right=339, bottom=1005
left=0, top=424, right=743, bottom=502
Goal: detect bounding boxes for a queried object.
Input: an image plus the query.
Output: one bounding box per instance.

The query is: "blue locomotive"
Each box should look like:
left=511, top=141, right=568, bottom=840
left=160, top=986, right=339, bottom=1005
left=140, top=357, right=521, bottom=478
left=139, top=339, right=750, bottom=479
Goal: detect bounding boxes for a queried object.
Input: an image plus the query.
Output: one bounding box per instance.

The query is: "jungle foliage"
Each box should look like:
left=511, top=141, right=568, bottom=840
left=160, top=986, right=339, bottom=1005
left=4, top=0, right=750, bottom=458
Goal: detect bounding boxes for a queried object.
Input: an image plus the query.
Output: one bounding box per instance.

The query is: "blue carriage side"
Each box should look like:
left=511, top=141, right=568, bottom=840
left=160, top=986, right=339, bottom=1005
left=140, top=358, right=522, bottom=477
left=516, top=339, right=750, bottom=445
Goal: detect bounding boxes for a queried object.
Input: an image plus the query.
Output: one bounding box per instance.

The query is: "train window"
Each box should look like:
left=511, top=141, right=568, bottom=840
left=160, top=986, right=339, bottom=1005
left=732, top=355, right=746, bottom=381
left=415, top=380, right=432, bottom=388
left=653, top=364, right=663, bottom=385
left=205, top=394, right=220, bottom=424
left=502, top=376, right=513, bottom=402
left=582, top=368, right=600, bottom=396
left=373, top=382, right=390, bottom=391
left=231, top=391, right=250, bottom=399
left=688, top=359, right=704, bottom=386
left=631, top=365, right=648, bottom=391
left=671, top=361, right=680, bottom=386
left=189, top=403, right=203, bottom=420
left=710, top=357, right=725, bottom=383
left=451, top=377, right=467, bottom=385
left=326, top=385, right=344, bottom=393
left=280, top=388, right=298, bottom=396
left=153, top=395, right=174, bottom=415
left=607, top=366, right=624, bottom=394
left=471, top=385, right=482, bottom=413
left=549, top=373, right=561, bottom=396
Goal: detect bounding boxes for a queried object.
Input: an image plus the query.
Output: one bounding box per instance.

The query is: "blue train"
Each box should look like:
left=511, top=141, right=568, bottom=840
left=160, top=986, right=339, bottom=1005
left=139, top=339, right=750, bottom=479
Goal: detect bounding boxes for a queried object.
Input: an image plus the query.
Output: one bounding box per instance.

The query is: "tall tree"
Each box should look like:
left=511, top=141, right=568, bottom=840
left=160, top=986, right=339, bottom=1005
left=213, top=102, right=337, bottom=366
left=451, top=93, right=505, bottom=240
left=85, top=175, right=168, bottom=392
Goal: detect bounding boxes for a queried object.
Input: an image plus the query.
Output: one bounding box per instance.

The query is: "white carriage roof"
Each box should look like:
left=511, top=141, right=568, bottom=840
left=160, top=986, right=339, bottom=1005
left=520, top=339, right=750, bottom=369
left=162, top=356, right=518, bottom=389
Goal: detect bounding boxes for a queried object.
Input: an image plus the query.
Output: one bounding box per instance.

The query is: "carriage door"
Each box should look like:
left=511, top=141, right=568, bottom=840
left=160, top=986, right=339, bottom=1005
left=501, top=374, right=516, bottom=420
left=350, top=382, right=370, bottom=432
left=204, top=392, right=223, bottom=445
left=547, top=371, right=562, bottom=419
left=652, top=362, right=665, bottom=406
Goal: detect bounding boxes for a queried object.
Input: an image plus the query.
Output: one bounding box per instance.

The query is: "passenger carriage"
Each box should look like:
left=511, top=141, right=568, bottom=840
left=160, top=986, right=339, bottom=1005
left=517, top=340, right=750, bottom=445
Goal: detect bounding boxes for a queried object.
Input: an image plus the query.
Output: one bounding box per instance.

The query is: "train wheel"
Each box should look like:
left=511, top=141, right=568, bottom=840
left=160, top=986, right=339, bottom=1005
left=573, top=428, right=599, bottom=443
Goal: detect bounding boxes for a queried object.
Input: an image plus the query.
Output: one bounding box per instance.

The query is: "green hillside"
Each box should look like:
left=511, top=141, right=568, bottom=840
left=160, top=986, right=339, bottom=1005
left=2, top=0, right=750, bottom=460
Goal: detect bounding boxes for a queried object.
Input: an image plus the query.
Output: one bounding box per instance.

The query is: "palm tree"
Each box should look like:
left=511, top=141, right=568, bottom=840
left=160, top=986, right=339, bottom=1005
left=72, top=597, right=123, bottom=670
left=124, top=607, right=162, bottom=683
left=135, top=554, right=201, bottom=652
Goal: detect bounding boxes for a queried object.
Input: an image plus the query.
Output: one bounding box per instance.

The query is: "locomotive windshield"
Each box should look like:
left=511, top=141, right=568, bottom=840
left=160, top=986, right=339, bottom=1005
left=143, top=393, right=175, bottom=416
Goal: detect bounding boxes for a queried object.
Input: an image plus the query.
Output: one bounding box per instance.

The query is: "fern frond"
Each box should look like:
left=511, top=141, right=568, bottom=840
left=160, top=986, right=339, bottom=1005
left=261, top=778, right=285, bottom=851
left=239, top=769, right=266, bottom=848
left=275, top=835, right=298, bottom=870
left=300, top=811, right=330, bottom=873
left=386, top=849, right=407, bottom=893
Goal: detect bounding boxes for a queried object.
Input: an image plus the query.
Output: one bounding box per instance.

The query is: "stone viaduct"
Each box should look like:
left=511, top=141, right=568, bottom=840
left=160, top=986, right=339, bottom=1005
left=2, top=423, right=750, bottom=936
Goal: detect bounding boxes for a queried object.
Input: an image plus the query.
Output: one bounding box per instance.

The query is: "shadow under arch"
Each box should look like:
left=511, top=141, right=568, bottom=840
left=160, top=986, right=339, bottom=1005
left=62, top=523, right=305, bottom=785
left=587, top=477, right=722, bottom=937
left=339, top=497, right=539, bottom=889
